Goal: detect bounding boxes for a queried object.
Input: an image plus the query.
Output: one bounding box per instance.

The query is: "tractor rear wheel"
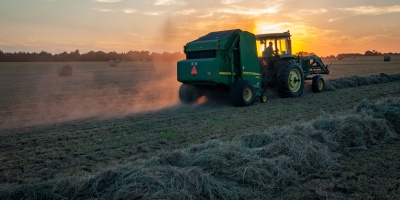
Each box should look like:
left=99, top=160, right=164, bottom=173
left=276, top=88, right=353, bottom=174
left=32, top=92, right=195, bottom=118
left=277, top=61, right=304, bottom=97
left=179, top=84, right=200, bottom=104
left=230, top=80, right=256, bottom=107
left=312, top=75, right=325, bottom=93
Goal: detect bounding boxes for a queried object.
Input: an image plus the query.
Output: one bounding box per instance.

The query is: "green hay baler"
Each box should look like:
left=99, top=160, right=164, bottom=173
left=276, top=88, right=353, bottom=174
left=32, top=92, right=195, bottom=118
left=177, top=29, right=330, bottom=107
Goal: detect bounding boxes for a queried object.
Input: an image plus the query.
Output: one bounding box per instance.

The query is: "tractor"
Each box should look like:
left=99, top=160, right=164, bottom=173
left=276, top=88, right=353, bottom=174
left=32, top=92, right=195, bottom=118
left=177, top=29, right=330, bottom=107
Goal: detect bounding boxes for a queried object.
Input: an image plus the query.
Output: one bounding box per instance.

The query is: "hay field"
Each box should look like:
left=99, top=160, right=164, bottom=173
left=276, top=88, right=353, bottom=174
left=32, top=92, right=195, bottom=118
left=323, top=55, right=400, bottom=79
left=0, top=56, right=400, bottom=199
left=0, top=61, right=180, bottom=129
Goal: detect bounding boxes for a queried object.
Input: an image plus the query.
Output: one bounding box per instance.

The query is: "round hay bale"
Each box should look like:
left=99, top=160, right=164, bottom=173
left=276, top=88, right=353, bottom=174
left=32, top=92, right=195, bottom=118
left=384, top=56, right=391, bottom=62
left=109, top=60, right=118, bottom=67
left=57, top=65, right=73, bottom=76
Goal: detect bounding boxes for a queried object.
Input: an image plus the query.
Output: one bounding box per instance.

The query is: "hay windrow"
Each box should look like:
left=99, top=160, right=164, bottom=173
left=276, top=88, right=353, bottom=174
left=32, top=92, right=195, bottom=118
left=312, top=113, right=395, bottom=151
left=355, top=98, right=400, bottom=132
left=1, top=98, right=400, bottom=199
left=325, top=73, right=400, bottom=91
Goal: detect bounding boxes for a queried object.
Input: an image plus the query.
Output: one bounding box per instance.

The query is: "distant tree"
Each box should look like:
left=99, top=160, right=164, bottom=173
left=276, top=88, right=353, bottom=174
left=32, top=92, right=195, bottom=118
left=37, top=51, right=53, bottom=61
left=364, top=50, right=383, bottom=56
left=69, top=50, right=80, bottom=61
left=336, top=53, right=363, bottom=58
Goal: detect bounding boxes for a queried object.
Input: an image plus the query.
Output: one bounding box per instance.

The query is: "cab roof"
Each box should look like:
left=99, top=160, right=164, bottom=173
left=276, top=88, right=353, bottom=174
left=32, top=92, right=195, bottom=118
left=255, top=31, right=291, bottom=40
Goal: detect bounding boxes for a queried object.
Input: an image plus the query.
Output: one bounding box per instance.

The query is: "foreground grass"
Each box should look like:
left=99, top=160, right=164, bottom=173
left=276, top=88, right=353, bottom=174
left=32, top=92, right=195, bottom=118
left=1, top=96, right=399, bottom=199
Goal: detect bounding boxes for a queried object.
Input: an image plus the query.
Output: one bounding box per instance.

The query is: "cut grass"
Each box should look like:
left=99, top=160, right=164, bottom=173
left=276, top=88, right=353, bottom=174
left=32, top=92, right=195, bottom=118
left=1, top=97, right=399, bottom=199
left=158, top=129, right=182, bottom=141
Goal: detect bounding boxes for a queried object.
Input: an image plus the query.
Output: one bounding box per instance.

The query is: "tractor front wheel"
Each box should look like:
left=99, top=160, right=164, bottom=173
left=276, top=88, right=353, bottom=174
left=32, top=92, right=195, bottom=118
left=312, top=75, right=325, bottom=93
left=179, top=84, right=200, bottom=104
left=230, top=80, right=256, bottom=107
left=277, top=61, right=305, bottom=97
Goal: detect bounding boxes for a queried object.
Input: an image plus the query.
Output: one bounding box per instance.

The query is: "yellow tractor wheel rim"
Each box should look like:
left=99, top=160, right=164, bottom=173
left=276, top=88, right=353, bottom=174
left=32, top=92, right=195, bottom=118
left=243, top=88, right=252, bottom=101
left=288, top=69, right=301, bottom=92
left=262, top=95, right=267, bottom=103
left=318, top=79, right=324, bottom=90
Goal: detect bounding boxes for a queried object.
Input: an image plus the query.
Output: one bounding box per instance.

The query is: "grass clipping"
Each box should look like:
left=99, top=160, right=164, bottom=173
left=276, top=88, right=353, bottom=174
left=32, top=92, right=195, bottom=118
left=1, top=98, right=400, bottom=199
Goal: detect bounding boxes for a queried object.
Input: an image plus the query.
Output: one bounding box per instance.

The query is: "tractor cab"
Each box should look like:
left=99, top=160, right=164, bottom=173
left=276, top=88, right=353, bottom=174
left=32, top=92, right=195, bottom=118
left=256, top=31, right=294, bottom=59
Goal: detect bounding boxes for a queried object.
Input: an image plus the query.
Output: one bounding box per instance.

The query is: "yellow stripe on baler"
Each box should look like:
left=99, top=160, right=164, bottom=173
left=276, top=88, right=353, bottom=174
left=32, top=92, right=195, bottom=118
left=219, top=72, right=261, bottom=76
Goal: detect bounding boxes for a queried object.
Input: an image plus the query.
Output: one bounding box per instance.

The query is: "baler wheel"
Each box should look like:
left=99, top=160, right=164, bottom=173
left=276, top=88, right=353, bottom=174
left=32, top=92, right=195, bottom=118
left=179, top=84, right=200, bottom=104
left=312, top=75, right=325, bottom=93
left=277, top=61, right=304, bottom=97
left=260, top=95, right=268, bottom=103
left=230, top=80, right=255, bottom=107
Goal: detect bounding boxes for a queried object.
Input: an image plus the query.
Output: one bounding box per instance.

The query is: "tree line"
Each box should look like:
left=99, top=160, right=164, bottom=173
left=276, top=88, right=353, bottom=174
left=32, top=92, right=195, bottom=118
left=331, top=50, right=399, bottom=58
left=0, top=50, right=185, bottom=62
left=1, top=49, right=397, bottom=62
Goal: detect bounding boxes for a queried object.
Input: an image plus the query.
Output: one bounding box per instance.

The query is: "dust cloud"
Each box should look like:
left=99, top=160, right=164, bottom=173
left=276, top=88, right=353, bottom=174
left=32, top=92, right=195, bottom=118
left=0, top=62, right=181, bottom=129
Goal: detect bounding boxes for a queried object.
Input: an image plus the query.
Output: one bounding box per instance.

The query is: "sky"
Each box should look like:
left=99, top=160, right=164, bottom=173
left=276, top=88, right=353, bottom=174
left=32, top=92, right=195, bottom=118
left=0, top=0, right=399, bottom=56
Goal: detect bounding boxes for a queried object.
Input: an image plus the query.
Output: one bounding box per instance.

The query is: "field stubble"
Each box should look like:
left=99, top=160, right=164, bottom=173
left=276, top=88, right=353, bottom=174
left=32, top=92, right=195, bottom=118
left=0, top=56, right=400, bottom=198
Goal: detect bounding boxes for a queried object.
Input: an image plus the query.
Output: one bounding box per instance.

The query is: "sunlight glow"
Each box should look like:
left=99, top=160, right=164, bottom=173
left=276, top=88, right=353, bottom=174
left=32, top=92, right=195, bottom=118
left=254, top=22, right=310, bottom=55
left=195, top=96, right=208, bottom=105
left=254, top=22, right=290, bottom=34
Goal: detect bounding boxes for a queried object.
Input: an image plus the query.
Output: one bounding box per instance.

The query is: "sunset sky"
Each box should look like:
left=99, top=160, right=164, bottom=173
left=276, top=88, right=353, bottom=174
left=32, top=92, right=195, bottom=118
left=1, top=0, right=399, bottom=56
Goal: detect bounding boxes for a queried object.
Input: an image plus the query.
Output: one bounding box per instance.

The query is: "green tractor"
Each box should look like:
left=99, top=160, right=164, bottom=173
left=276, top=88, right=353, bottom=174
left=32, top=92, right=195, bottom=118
left=177, top=29, right=330, bottom=107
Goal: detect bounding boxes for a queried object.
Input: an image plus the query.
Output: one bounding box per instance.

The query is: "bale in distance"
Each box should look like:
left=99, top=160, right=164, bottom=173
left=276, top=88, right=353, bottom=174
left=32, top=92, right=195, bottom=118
left=57, top=65, right=73, bottom=76
left=109, top=60, right=118, bottom=67
left=384, top=56, right=391, bottom=62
